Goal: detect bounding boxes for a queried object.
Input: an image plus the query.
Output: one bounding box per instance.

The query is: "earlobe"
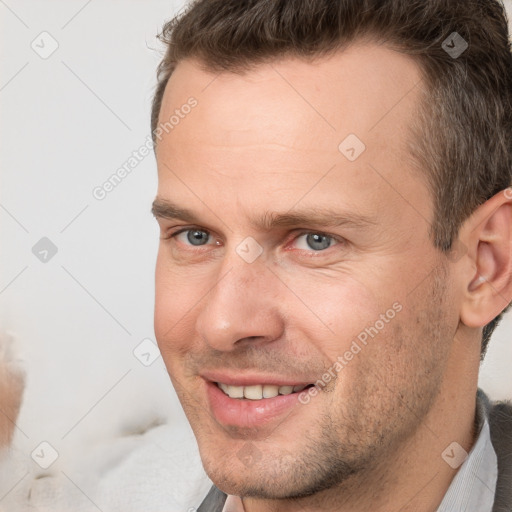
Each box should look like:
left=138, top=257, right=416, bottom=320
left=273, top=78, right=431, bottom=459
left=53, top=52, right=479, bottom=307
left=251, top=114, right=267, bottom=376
left=459, top=190, right=512, bottom=329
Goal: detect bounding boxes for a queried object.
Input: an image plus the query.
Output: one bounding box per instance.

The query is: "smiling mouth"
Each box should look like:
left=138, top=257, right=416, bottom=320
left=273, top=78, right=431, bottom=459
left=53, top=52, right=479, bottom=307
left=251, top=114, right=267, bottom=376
left=216, top=382, right=314, bottom=400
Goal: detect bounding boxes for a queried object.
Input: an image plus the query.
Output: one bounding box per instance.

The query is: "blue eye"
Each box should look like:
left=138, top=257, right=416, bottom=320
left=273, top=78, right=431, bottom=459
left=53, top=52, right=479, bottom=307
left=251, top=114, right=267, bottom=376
left=176, top=229, right=211, bottom=246
left=168, top=228, right=339, bottom=254
left=295, top=233, right=336, bottom=251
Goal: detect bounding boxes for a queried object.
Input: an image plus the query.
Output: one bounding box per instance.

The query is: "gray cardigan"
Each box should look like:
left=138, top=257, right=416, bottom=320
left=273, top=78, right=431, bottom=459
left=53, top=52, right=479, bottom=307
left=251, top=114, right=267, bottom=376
left=197, top=388, right=512, bottom=512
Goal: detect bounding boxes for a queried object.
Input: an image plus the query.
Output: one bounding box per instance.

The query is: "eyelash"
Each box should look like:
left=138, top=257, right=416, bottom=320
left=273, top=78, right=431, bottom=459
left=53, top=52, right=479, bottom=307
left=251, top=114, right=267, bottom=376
left=163, top=227, right=343, bottom=254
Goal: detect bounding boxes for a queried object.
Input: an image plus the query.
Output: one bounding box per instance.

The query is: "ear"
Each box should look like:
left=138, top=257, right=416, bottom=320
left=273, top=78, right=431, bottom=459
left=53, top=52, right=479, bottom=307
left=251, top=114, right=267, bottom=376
left=459, top=188, right=512, bottom=329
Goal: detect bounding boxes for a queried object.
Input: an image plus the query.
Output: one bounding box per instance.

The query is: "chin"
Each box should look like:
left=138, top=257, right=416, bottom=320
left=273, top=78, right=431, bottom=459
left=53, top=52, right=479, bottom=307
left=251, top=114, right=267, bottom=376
left=198, top=437, right=318, bottom=500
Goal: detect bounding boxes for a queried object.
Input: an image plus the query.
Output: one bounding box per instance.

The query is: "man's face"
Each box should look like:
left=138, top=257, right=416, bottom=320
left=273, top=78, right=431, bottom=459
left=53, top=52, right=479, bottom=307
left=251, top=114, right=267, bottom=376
left=153, top=44, right=460, bottom=498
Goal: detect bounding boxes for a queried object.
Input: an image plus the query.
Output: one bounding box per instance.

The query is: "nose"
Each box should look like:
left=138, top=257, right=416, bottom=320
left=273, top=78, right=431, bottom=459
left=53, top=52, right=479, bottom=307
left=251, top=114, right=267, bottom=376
left=195, top=251, right=285, bottom=351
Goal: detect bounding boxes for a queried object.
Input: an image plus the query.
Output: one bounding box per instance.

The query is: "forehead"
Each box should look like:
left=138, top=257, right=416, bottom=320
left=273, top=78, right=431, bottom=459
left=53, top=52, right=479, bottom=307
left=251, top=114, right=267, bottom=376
left=155, top=43, right=430, bottom=228
left=158, top=42, right=423, bottom=141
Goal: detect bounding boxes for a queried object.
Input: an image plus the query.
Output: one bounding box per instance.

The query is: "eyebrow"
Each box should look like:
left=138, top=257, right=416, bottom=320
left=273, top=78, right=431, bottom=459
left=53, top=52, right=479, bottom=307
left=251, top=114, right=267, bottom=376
left=151, top=198, right=377, bottom=231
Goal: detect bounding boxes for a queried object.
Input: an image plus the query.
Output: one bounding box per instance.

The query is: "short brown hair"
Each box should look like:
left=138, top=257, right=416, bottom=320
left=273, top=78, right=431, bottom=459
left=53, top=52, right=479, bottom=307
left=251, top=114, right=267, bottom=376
left=151, top=0, right=512, bottom=358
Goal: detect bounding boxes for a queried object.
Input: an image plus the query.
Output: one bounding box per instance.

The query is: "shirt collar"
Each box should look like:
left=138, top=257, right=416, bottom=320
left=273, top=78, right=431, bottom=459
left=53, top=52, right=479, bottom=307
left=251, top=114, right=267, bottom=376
left=436, top=390, right=498, bottom=511
left=222, top=494, right=245, bottom=512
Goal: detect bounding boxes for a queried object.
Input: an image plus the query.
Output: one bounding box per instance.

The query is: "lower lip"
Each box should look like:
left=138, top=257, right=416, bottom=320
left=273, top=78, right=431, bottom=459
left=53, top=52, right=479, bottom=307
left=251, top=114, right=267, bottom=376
left=206, top=381, right=309, bottom=428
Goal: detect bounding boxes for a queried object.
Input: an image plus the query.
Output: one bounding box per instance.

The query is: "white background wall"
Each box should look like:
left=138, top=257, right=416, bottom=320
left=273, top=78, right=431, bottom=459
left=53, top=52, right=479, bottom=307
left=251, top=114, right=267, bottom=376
left=1, top=1, right=511, bottom=510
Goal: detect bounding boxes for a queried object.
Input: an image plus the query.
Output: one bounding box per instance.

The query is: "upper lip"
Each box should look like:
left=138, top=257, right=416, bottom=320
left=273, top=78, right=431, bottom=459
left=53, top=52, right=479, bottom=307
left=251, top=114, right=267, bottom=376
left=201, top=370, right=314, bottom=387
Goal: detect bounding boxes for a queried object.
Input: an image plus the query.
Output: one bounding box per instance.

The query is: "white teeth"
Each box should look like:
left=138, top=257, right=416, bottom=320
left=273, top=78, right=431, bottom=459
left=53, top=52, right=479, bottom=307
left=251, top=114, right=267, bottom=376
left=244, top=385, right=263, bottom=400
left=262, top=384, right=279, bottom=398
left=226, top=385, right=244, bottom=399
left=217, top=382, right=307, bottom=400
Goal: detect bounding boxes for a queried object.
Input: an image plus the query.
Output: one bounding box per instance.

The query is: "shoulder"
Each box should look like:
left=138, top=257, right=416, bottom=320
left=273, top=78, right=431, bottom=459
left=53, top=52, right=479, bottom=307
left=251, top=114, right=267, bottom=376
left=197, top=485, right=227, bottom=512
left=483, top=388, right=512, bottom=443
left=480, top=388, right=512, bottom=511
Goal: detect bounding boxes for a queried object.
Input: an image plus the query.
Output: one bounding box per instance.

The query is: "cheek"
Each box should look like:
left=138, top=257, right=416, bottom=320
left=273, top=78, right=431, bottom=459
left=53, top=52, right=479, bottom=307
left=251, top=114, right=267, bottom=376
left=154, top=254, right=199, bottom=358
left=288, top=272, right=393, bottom=355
